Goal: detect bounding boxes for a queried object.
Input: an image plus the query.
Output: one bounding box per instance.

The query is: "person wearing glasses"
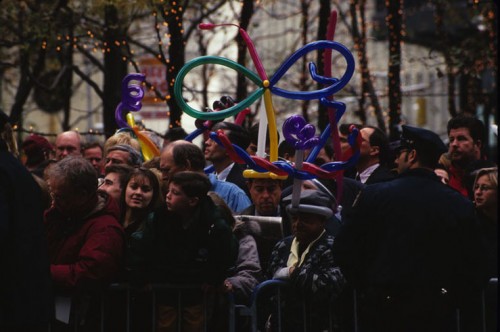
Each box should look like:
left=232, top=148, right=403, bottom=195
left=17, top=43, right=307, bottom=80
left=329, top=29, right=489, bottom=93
left=473, top=167, right=498, bottom=332
left=473, top=167, right=497, bottom=278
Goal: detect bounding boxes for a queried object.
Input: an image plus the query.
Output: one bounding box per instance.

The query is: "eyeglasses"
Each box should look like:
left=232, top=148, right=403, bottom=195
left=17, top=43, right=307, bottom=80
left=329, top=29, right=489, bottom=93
left=474, top=184, right=496, bottom=192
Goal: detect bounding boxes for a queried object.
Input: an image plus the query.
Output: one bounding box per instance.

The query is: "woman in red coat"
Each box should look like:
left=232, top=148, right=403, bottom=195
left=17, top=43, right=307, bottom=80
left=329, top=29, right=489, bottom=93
left=44, top=156, right=124, bottom=331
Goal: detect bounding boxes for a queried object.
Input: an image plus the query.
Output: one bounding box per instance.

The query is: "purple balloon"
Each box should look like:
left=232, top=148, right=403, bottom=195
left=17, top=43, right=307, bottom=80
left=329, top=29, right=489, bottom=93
left=282, top=115, right=319, bottom=150
left=115, top=73, right=146, bottom=129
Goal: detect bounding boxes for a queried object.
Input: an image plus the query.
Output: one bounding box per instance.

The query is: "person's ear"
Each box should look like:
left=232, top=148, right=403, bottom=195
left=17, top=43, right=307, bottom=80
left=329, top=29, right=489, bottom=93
left=370, top=145, right=380, bottom=156
left=475, top=139, right=482, bottom=150
left=407, top=149, right=418, bottom=164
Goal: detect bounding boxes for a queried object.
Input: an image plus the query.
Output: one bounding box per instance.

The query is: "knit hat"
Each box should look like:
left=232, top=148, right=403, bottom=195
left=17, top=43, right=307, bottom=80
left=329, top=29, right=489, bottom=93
left=22, top=134, right=53, bottom=166
left=107, top=144, right=143, bottom=166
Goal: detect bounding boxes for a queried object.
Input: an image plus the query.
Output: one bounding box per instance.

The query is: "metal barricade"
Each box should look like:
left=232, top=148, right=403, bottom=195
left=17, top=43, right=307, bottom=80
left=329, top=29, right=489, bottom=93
left=49, top=278, right=497, bottom=331
left=228, top=279, right=340, bottom=332
left=101, top=283, right=211, bottom=332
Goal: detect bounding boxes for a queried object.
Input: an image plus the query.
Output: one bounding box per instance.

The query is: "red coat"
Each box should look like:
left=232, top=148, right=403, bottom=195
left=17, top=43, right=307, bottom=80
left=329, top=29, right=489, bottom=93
left=44, top=192, right=124, bottom=293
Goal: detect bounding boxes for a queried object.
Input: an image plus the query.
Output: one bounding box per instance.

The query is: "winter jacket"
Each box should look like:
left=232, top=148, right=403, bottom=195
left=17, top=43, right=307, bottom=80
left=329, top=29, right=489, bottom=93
left=226, top=219, right=262, bottom=304
left=131, top=197, right=238, bottom=286
left=44, top=192, right=125, bottom=294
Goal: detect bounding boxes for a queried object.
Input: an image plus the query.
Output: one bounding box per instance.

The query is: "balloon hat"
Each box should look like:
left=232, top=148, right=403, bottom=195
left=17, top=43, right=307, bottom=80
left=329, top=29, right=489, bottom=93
left=114, top=73, right=160, bottom=162
left=174, top=15, right=356, bottom=180
left=173, top=11, right=360, bottom=209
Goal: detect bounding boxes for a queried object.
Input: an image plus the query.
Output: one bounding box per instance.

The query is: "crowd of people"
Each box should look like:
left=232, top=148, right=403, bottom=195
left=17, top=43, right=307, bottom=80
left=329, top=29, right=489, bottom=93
left=1, top=108, right=497, bottom=332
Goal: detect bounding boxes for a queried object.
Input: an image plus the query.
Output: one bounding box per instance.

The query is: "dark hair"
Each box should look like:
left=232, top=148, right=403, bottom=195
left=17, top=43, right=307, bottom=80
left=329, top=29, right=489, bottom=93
left=213, top=122, right=250, bottom=150
left=164, top=127, right=188, bottom=142
left=414, top=149, right=440, bottom=169
left=104, top=164, right=134, bottom=190
left=170, top=171, right=211, bottom=199
left=142, top=156, right=160, bottom=170
left=339, top=123, right=362, bottom=136
left=82, top=141, right=104, bottom=153
left=447, top=114, right=486, bottom=145
left=364, top=125, right=391, bottom=166
left=171, top=142, right=205, bottom=172
left=278, top=140, right=295, bottom=158
left=121, top=167, right=161, bottom=212
left=249, top=123, right=280, bottom=146
left=323, top=138, right=334, bottom=159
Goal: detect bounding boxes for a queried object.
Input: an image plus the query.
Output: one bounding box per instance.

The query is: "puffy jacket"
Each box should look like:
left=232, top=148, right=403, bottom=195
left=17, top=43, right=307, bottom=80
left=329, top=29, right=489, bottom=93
left=44, top=192, right=125, bottom=294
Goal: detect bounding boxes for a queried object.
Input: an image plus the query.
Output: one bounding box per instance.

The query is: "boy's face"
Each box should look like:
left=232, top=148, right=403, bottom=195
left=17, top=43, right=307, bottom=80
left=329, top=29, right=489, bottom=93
left=166, top=183, right=197, bottom=213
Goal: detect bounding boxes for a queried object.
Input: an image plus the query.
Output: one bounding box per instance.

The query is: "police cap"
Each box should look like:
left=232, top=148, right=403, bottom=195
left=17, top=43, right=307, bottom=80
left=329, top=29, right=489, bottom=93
left=395, top=125, right=447, bottom=162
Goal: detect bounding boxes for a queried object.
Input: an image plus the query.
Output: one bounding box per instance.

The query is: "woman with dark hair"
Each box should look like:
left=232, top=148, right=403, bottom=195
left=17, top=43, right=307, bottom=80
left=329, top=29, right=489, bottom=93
left=120, top=167, right=161, bottom=241
left=111, top=167, right=161, bottom=332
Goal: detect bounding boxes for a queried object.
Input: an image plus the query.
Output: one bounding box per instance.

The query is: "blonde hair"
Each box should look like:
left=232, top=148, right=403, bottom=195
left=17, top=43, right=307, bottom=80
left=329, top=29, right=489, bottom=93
left=473, top=167, right=498, bottom=189
left=104, top=132, right=141, bottom=156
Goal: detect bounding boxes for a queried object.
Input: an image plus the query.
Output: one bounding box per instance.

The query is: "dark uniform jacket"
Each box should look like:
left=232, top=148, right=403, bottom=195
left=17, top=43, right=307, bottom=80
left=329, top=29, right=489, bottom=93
left=364, top=164, right=395, bottom=185
left=333, top=168, right=488, bottom=331
left=334, top=168, right=487, bottom=295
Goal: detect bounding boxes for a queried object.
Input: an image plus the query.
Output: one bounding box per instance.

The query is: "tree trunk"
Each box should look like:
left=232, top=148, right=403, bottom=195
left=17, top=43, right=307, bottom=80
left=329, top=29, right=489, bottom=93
left=61, top=9, right=74, bottom=131
left=349, top=0, right=385, bottom=129
left=434, top=0, right=457, bottom=118
left=316, top=0, right=331, bottom=131
left=9, top=7, right=46, bottom=127
left=236, top=0, right=254, bottom=123
left=300, top=0, right=311, bottom=123
left=386, top=0, right=402, bottom=141
left=103, top=5, right=128, bottom=137
left=164, top=1, right=185, bottom=129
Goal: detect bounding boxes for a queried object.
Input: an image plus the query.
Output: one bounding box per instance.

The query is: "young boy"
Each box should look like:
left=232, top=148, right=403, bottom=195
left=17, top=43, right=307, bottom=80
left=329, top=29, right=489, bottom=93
left=132, top=171, right=237, bottom=331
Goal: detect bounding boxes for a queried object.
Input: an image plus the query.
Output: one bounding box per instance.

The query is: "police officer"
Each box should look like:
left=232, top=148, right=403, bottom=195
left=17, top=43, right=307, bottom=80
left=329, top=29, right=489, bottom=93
left=333, top=125, right=488, bottom=332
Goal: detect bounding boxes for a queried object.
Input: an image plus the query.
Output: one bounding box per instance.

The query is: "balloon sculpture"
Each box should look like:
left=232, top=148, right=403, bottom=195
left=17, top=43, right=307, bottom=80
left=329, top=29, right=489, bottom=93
left=114, top=10, right=361, bottom=209
left=172, top=10, right=361, bottom=210
left=114, top=73, right=160, bottom=161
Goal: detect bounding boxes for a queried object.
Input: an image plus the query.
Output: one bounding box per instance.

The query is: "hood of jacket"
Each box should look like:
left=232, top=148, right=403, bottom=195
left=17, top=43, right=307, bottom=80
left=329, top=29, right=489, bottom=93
left=233, top=218, right=261, bottom=240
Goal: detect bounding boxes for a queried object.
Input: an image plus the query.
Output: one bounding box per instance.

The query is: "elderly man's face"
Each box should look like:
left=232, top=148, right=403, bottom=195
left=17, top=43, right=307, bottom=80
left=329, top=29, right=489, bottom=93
left=248, top=179, right=282, bottom=216
left=84, top=147, right=104, bottom=174
left=159, top=147, right=186, bottom=184
left=55, top=132, right=81, bottom=160
left=291, top=212, right=325, bottom=244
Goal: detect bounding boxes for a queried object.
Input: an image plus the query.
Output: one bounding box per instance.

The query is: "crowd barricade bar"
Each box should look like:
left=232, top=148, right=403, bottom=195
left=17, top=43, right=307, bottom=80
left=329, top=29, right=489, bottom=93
left=51, top=277, right=498, bottom=332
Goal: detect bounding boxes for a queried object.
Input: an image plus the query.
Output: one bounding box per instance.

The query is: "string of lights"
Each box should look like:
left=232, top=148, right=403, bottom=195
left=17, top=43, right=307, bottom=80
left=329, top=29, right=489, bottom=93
left=12, top=125, right=167, bottom=140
